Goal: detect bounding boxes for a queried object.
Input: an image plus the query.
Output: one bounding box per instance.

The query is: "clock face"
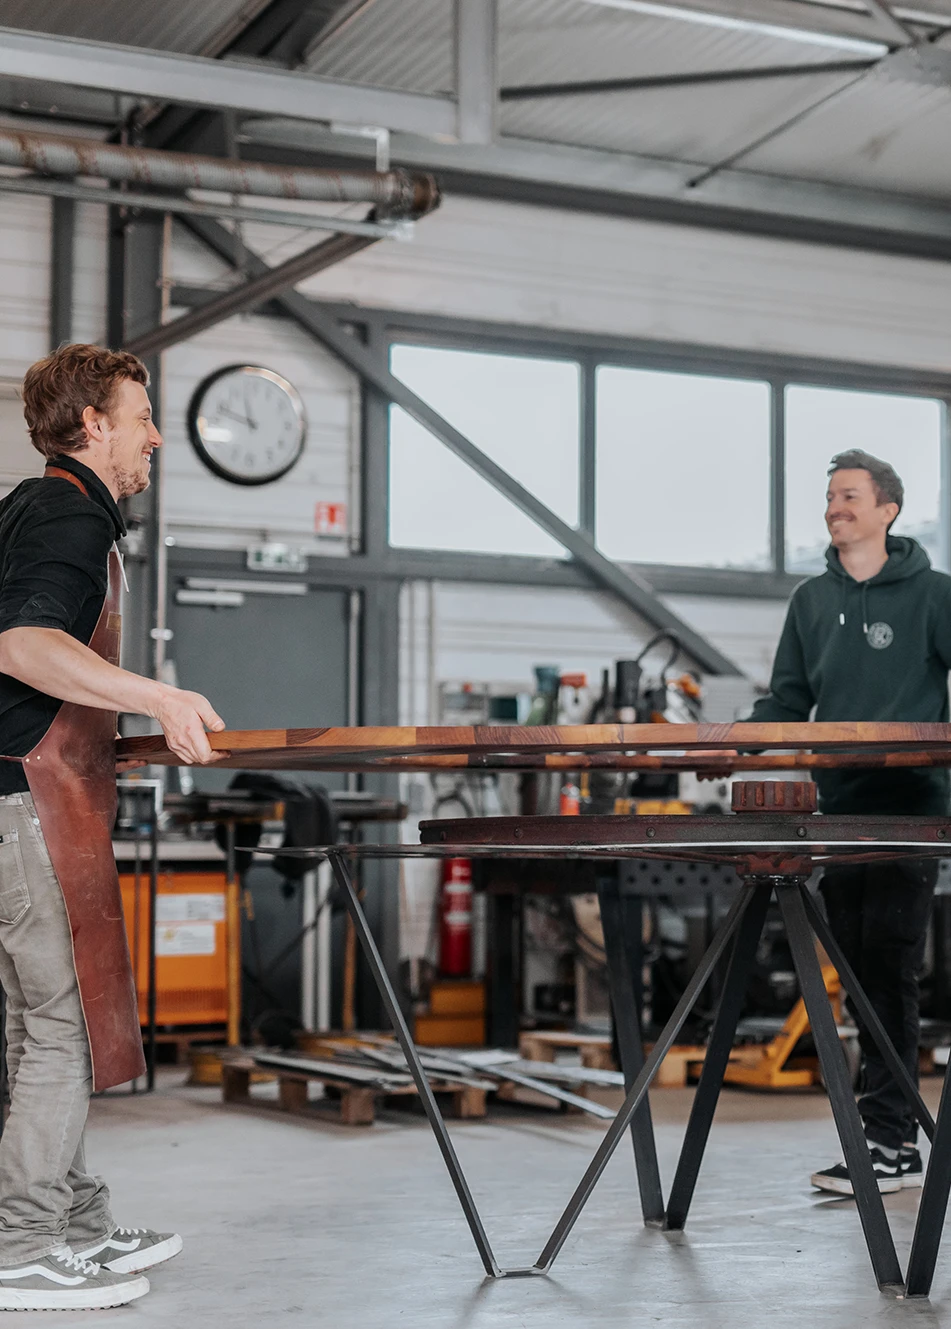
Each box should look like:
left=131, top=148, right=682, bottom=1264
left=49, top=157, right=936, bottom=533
left=188, top=365, right=307, bottom=486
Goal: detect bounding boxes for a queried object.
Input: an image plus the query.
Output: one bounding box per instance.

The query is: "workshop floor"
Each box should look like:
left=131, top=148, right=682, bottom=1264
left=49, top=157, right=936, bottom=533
left=54, top=1072, right=949, bottom=1329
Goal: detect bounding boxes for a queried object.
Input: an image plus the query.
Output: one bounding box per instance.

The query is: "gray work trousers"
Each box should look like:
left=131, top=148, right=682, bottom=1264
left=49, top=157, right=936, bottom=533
left=0, top=792, right=115, bottom=1265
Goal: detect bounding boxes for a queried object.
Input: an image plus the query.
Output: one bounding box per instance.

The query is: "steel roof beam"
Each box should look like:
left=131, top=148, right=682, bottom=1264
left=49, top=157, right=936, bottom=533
left=241, top=124, right=951, bottom=261
left=124, top=228, right=380, bottom=360
left=0, top=26, right=456, bottom=140
left=455, top=0, right=498, bottom=145
left=500, top=60, right=877, bottom=98
left=862, top=0, right=921, bottom=43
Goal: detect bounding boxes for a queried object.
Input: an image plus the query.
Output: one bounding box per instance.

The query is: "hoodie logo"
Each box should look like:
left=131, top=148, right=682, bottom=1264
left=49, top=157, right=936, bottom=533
left=867, top=622, right=894, bottom=650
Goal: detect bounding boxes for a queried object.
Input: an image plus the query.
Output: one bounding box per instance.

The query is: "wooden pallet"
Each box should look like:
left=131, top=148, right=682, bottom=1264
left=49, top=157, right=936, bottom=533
left=643, top=1043, right=708, bottom=1088
left=519, top=1030, right=707, bottom=1087
left=221, top=1055, right=486, bottom=1126
left=519, top=1031, right=616, bottom=1071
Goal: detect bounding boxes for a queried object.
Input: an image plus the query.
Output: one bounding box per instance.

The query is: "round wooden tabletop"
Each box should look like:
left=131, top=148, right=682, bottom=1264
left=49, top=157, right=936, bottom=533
left=116, top=720, right=951, bottom=773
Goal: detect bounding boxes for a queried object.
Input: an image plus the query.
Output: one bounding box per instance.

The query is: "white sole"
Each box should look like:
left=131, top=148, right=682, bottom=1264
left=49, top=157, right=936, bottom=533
left=0, top=1274, right=149, bottom=1311
left=104, top=1234, right=183, bottom=1274
left=901, top=1174, right=924, bottom=1190
left=811, top=1173, right=902, bottom=1195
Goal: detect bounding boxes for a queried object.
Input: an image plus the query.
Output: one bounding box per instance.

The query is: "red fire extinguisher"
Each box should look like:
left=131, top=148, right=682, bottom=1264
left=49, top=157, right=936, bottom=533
left=439, top=857, right=473, bottom=977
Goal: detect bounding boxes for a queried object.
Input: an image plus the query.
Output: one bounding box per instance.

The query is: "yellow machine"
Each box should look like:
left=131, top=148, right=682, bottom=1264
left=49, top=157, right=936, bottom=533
left=724, top=965, right=845, bottom=1089
left=120, top=870, right=228, bottom=1027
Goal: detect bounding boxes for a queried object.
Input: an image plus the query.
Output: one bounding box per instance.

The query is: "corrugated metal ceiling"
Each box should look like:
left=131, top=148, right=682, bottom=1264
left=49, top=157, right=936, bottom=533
left=303, top=0, right=951, bottom=198
left=743, top=67, right=951, bottom=196
left=306, top=0, right=454, bottom=92
left=304, top=0, right=894, bottom=92
left=0, top=0, right=269, bottom=57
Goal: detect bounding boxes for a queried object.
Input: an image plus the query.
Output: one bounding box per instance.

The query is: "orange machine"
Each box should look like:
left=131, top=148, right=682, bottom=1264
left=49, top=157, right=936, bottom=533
left=119, top=870, right=228, bottom=1026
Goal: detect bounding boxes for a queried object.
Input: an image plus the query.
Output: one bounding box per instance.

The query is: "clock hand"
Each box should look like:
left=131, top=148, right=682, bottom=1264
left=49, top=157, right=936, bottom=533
left=243, top=381, right=259, bottom=432
left=218, top=404, right=254, bottom=428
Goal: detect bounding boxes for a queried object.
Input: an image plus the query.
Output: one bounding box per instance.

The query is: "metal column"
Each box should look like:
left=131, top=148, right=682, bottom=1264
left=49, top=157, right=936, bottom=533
left=109, top=208, right=166, bottom=682
left=49, top=196, right=75, bottom=349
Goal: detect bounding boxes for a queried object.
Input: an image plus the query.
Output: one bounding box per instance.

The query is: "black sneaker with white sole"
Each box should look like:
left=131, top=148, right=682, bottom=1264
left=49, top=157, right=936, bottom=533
left=810, top=1146, right=904, bottom=1195
left=74, top=1226, right=183, bottom=1274
left=900, top=1146, right=924, bottom=1189
left=0, top=1244, right=148, bottom=1311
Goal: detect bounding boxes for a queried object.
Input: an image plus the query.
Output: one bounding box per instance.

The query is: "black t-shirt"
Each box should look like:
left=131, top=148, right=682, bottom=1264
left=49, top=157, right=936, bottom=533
left=0, top=455, right=125, bottom=794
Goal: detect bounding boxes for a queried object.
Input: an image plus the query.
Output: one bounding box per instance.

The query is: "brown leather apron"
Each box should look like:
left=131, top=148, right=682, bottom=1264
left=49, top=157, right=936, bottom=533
left=4, top=466, right=144, bottom=1090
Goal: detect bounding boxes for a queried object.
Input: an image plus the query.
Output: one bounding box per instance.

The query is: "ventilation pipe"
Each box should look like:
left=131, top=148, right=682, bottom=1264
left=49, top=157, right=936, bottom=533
left=0, top=127, right=440, bottom=218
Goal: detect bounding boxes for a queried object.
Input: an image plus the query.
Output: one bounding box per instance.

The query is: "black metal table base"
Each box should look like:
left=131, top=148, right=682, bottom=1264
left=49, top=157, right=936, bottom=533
left=326, top=852, right=951, bottom=1294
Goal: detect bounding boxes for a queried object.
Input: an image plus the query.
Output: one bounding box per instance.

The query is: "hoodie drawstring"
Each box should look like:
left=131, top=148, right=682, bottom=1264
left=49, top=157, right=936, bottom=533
left=838, top=582, right=870, bottom=635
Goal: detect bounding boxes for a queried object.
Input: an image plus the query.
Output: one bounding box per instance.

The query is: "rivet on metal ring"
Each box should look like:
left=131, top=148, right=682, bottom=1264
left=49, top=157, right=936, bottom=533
left=646, top=827, right=655, bottom=838
left=797, top=827, right=807, bottom=838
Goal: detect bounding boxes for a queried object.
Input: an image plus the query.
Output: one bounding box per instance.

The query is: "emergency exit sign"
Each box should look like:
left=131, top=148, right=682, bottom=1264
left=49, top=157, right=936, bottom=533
left=315, top=501, right=348, bottom=536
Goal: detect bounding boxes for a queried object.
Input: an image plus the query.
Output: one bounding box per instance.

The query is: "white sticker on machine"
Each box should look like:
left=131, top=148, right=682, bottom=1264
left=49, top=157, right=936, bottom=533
left=155, top=922, right=217, bottom=957
left=155, top=894, right=226, bottom=923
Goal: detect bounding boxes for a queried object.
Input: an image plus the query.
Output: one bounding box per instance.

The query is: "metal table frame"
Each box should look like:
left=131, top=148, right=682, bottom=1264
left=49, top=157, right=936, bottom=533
left=307, top=819, right=951, bottom=1297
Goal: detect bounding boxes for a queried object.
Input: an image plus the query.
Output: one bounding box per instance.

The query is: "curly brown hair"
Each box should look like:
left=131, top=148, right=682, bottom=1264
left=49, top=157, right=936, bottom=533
left=21, top=344, right=149, bottom=461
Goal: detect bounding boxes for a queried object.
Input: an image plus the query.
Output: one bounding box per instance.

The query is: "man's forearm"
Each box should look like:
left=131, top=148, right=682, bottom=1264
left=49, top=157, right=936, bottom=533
left=0, top=627, right=166, bottom=718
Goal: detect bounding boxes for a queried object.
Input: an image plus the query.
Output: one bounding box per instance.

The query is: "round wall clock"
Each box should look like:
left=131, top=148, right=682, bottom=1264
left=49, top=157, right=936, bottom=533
left=187, top=364, right=307, bottom=486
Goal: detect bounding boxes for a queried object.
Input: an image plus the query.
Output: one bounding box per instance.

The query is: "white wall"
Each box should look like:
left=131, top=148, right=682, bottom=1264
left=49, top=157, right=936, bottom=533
left=160, top=314, right=359, bottom=554
left=304, top=194, right=951, bottom=372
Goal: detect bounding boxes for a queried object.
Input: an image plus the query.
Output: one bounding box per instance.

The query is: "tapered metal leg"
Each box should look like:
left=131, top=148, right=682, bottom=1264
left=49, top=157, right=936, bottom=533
left=802, top=889, right=934, bottom=1142
left=905, top=1057, right=951, bottom=1297
left=598, top=876, right=665, bottom=1224
left=665, top=881, right=773, bottom=1230
left=777, top=882, right=903, bottom=1291
left=533, top=882, right=755, bottom=1273
left=327, top=852, right=503, bottom=1278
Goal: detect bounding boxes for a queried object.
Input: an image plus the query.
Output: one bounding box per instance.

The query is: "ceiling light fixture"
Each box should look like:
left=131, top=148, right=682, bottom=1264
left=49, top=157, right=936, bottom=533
left=579, top=0, right=890, bottom=55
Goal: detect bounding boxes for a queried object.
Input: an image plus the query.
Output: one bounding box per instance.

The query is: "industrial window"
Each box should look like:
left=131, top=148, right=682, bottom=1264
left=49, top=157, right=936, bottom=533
left=388, top=344, right=580, bottom=557
left=595, top=366, right=771, bottom=569
left=785, top=386, right=945, bottom=575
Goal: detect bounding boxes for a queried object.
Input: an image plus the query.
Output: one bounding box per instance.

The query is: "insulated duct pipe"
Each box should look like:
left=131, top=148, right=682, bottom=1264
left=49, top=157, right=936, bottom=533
left=0, top=127, right=440, bottom=218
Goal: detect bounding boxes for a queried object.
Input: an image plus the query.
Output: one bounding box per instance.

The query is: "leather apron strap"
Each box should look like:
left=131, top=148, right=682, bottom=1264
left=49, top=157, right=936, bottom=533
left=44, top=465, right=88, bottom=493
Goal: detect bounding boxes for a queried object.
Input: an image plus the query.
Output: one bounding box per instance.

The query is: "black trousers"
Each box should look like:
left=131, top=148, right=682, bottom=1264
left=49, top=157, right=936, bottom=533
left=820, top=859, right=937, bottom=1151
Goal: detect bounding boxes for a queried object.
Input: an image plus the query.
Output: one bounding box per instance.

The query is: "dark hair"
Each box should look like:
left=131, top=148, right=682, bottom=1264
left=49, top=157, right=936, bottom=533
left=828, top=449, right=904, bottom=520
left=21, top=344, right=149, bottom=461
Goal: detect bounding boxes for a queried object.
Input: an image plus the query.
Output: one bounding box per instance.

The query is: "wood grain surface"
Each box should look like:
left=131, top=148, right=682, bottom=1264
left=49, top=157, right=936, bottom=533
left=116, top=721, right=951, bottom=773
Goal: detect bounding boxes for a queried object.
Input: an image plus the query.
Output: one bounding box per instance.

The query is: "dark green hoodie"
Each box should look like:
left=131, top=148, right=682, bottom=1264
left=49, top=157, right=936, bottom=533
left=749, top=536, right=951, bottom=814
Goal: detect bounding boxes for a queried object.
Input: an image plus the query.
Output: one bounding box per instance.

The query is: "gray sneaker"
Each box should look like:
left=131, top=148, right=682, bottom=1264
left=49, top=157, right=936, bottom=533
left=75, top=1226, right=183, bottom=1274
left=0, top=1244, right=148, bottom=1311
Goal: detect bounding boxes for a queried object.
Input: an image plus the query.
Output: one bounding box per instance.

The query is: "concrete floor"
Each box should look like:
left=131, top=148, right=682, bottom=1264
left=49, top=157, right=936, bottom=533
left=51, top=1072, right=951, bottom=1328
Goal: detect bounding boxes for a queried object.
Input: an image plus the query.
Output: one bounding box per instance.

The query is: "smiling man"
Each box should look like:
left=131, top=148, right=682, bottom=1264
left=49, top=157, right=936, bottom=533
left=0, top=344, right=225, bottom=1311
left=749, top=448, right=951, bottom=1196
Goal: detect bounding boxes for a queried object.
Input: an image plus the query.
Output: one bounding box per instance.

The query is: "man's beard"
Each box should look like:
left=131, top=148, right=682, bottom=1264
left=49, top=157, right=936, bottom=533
left=109, top=446, right=150, bottom=499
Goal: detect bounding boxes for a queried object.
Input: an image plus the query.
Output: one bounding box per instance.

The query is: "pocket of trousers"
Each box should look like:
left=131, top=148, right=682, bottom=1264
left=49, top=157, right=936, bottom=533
left=0, top=830, right=30, bottom=925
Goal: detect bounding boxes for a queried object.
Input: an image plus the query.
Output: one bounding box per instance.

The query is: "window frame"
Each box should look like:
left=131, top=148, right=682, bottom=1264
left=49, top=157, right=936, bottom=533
left=380, top=309, right=951, bottom=597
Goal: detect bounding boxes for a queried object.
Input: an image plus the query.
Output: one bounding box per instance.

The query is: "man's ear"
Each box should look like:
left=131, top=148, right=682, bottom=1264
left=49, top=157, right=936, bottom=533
left=882, top=502, right=900, bottom=528
left=80, top=404, right=105, bottom=445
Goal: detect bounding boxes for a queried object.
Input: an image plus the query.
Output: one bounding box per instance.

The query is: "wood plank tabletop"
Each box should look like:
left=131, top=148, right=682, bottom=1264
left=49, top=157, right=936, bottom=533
left=116, top=721, right=951, bottom=772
